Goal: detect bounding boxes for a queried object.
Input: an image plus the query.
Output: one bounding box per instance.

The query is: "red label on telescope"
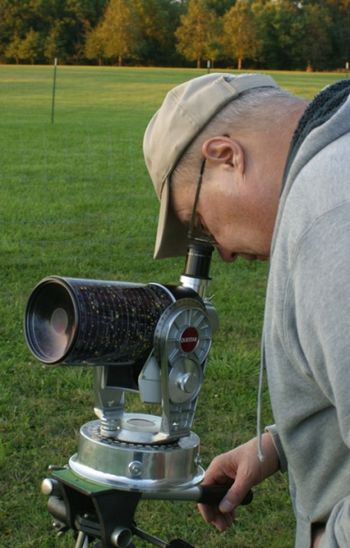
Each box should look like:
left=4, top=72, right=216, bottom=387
left=180, top=327, right=199, bottom=353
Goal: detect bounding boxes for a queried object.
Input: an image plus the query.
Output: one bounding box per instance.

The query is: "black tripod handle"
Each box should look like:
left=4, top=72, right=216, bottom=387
left=197, top=484, right=253, bottom=506
left=142, top=483, right=253, bottom=507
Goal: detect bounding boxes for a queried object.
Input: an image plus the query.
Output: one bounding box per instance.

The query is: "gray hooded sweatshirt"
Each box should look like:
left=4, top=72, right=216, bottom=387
left=263, top=81, right=350, bottom=547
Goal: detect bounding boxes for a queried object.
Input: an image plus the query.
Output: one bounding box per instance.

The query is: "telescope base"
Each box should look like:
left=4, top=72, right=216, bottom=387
left=69, top=419, right=204, bottom=491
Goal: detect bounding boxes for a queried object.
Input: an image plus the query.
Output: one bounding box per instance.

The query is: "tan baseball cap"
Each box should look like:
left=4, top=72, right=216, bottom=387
left=143, top=72, right=279, bottom=259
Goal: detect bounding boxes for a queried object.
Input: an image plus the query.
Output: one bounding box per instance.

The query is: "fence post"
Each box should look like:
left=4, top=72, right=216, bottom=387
left=51, top=58, right=58, bottom=124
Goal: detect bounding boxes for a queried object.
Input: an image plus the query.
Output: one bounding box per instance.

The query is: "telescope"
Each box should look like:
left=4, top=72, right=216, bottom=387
left=24, top=242, right=252, bottom=547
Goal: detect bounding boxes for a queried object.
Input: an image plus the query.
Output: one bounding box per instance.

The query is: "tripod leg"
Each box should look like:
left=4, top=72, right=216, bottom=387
left=75, top=531, right=89, bottom=548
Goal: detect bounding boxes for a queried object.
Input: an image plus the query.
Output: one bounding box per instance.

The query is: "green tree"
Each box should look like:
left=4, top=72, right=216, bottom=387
left=297, top=2, right=332, bottom=70
left=0, top=0, right=347, bottom=69
left=175, top=0, right=218, bottom=68
left=85, top=21, right=105, bottom=64
left=4, top=32, right=22, bottom=63
left=0, top=0, right=40, bottom=62
left=206, top=0, right=237, bottom=16
left=18, top=28, right=41, bottom=63
left=205, top=15, right=224, bottom=68
left=252, top=0, right=311, bottom=70
left=36, top=0, right=104, bottom=63
left=99, top=0, right=141, bottom=66
left=135, top=0, right=183, bottom=66
left=252, top=0, right=281, bottom=68
left=325, top=0, right=350, bottom=69
left=44, top=23, right=67, bottom=62
left=0, top=0, right=107, bottom=64
left=272, top=0, right=306, bottom=69
left=223, top=0, right=260, bottom=70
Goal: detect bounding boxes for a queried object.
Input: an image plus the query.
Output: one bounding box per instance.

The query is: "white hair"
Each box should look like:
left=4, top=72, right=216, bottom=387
left=172, top=87, right=306, bottom=186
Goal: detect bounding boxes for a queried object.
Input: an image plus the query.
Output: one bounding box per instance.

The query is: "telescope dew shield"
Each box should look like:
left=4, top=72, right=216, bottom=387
left=25, top=277, right=173, bottom=365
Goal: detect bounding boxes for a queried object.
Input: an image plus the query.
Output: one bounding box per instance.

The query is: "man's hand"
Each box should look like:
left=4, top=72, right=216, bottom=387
left=198, top=432, right=280, bottom=532
left=312, top=524, right=325, bottom=548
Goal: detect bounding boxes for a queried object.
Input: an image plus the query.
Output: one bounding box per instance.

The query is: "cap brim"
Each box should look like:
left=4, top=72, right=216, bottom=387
left=154, top=177, right=189, bottom=259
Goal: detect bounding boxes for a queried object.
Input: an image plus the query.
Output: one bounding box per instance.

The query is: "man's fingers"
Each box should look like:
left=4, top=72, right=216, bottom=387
left=198, top=504, right=235, bottom=532
left=197, top=502, right=216, bottom=524
left=211, top=510, right=235, bottom=532
left=218, top=479, right=252, bottom=513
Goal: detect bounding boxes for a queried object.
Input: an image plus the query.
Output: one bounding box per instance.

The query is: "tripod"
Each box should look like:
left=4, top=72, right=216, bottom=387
left=46, top=468, right=195, bottom=548
left=74, top=527, right=194, bottom=548
left=44, top=467, right=252, bottom=548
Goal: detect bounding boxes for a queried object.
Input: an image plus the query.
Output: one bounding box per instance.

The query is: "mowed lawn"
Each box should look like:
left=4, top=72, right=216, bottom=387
left=0, top=65, right=344, bottom=547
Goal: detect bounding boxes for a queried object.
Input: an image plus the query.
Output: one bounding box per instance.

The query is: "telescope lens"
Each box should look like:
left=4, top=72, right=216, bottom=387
left=25, top=281, right=77, bottom=364
left=51, top=308, right=69, bottom=334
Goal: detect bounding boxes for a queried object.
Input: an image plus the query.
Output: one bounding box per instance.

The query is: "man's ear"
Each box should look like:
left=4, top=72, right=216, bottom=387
left=202, top=136, right=244, bottom=174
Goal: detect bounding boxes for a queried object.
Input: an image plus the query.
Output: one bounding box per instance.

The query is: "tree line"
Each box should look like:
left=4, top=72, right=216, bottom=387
left=0, top=0, right=349, bottom=71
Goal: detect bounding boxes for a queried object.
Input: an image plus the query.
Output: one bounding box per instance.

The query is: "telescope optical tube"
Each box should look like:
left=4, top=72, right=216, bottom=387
left=24, top=277, right=173, bottom=365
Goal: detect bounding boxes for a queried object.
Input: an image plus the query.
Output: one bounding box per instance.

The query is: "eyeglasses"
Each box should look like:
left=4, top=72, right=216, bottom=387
left=187, top=158, right=216, bottom=246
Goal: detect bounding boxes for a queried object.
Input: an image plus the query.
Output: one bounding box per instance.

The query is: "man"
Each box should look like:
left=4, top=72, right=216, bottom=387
left=143, top=72, right=350, bottom=547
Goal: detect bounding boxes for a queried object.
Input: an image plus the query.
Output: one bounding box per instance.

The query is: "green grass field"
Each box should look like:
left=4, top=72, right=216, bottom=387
left=0, top=65, right=345, bottom=547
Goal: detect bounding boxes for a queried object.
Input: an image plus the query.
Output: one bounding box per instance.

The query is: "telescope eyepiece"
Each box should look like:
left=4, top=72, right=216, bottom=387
left=181, top=242, right=214, bottom=297
left=183, top=242, right=213, bottom=280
